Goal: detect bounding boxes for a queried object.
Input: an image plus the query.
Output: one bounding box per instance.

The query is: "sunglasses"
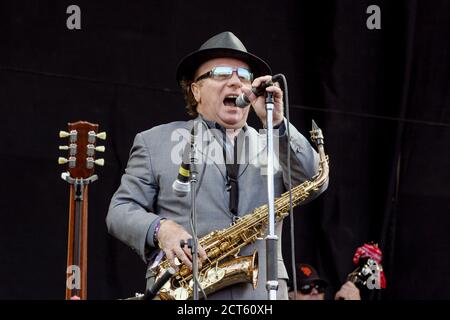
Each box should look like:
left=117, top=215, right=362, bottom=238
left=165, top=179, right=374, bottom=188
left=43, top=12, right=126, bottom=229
left=299, top=283, right=326, bottom=294
left=195, top=66, right=253, bottom=83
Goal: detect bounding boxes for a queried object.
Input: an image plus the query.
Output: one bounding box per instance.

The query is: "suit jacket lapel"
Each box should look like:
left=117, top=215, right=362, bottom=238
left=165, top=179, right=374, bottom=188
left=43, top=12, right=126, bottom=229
left=192, top=117, right=227, bottom=179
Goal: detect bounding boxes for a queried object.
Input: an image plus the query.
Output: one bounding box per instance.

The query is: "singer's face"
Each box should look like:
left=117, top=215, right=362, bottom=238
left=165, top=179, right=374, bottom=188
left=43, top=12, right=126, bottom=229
left=191, top=58, right=252, bottom=129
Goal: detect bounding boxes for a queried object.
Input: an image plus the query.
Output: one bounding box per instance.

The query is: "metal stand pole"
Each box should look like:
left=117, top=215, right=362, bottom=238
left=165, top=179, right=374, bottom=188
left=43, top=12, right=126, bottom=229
left=189, top=125, right=200, bottom=300
left=264, top=92, right=278, bottom=300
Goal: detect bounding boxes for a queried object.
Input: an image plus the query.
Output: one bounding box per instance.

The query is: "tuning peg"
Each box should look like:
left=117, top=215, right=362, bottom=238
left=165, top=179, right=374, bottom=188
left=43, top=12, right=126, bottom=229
left=59, top=131, right=70, bottom=138
left=87, top=144, right=105, bottom=157
left=58, top=157, right=76, bottom=168
left=88, top=131, right=107, bottom=143
left=58, top=157, right=68, bottom=164
left=86, top=157, right=105, bottom=169
left=59, top=144, right=77, bottom=155
left=94, top=159, right=105, bottom=166
left=59, top=130, right=77, bottom=142
left=96, top=132, right=107, bottom=140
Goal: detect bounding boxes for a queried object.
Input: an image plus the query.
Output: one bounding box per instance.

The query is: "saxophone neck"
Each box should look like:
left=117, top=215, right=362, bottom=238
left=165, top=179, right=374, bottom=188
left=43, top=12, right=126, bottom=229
left=310, top=119, right=329, bottom=181
left=310, top=119, right=324, bottom=146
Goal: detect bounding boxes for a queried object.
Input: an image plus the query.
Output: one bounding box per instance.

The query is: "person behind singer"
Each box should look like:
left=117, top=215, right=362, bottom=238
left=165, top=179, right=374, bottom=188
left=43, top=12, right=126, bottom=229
left=106, top=31, right=328, bottom=299
left=288, top=264, right=361, bottom=300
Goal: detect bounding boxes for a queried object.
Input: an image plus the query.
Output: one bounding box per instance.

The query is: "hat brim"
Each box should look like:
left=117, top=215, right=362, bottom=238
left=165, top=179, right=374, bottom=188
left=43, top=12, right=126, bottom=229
left=298, top=277, right=329, bottom=288
left=176, top=48, right=271, bottom=85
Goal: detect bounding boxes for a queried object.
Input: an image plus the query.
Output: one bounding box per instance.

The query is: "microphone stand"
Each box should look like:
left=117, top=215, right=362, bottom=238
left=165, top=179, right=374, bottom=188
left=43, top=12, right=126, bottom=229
left=264, top=92, right=278, bottom=300
left=189, top=123, right=200, bottom=300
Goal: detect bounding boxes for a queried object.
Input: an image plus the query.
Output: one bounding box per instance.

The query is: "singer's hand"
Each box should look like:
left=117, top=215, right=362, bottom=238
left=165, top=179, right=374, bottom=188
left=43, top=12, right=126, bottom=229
left=334, top=281, right=361, bottom=300
left=241, top=75, right=284, bottom=127
left=156, top=219, right=207, bottom=271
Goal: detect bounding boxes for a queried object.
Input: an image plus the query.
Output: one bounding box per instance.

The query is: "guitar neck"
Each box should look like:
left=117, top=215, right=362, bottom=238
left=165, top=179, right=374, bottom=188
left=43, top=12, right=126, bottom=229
left=66, top=183, right=89, bottom=300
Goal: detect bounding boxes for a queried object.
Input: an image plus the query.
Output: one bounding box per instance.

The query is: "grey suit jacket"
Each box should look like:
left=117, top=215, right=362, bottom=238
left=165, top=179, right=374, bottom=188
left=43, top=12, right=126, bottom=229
left=106, top=116, right=328, bottom=300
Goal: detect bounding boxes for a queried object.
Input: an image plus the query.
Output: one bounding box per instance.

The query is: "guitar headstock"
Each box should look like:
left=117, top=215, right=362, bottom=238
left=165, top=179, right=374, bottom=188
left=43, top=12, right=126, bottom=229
left=58, top=121, right=106, bottom=179
left=348, top=242, right=386, bottom=289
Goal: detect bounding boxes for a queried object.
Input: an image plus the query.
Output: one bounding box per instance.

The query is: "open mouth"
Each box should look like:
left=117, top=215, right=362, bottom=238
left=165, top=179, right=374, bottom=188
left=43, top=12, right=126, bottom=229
left=223, top=95, right=238, bottom=107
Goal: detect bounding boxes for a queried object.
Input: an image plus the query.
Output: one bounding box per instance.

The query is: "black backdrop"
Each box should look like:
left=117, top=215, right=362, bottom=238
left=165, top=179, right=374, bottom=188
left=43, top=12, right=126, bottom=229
left=0, top=0, right=448, bottom=300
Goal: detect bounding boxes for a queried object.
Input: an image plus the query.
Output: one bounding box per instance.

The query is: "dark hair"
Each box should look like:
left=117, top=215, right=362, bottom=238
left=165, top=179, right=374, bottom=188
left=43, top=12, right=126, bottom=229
left=180, top=79, right=198, bottom=117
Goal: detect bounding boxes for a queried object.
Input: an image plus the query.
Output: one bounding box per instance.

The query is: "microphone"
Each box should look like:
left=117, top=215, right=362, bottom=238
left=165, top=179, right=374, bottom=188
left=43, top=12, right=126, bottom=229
left=144, top=267, right=176, bottom=300
left=235, top=74, right=282, bottom=108
left=172, top=140, right=191, bottom=197
left=172, top=124, right=197, bottom=197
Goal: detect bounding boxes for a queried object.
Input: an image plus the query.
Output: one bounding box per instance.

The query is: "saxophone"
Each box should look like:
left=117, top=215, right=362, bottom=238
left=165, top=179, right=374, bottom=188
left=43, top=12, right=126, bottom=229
left=149, top=120, right=329, bottom=300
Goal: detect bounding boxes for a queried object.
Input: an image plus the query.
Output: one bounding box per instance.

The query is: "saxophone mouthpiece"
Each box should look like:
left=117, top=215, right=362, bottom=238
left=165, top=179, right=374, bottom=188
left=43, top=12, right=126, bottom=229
left=310, top=119, right=324, bottom=145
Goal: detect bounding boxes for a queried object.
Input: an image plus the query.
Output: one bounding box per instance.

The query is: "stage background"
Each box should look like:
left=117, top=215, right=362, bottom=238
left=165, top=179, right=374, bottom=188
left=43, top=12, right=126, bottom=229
left=0, top=0, right=448, bottom=299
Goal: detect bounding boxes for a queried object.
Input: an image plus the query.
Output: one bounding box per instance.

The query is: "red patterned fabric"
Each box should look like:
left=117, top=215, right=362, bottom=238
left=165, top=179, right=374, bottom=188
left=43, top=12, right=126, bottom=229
left=380, top=270, right=387, bottom=289
left=353, top=243, right=382, bottom=264
left=353, top=243, right=387, bottom=289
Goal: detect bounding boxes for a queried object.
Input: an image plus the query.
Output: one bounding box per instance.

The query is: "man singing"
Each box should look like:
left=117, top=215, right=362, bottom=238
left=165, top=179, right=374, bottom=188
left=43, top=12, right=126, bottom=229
left=107, top=31, right=328, bottom=299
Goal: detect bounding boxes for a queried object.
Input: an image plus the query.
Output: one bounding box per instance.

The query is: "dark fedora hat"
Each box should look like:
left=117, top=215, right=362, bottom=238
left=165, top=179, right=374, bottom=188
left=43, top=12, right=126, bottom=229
left=176, top=31, right=271, bottom=85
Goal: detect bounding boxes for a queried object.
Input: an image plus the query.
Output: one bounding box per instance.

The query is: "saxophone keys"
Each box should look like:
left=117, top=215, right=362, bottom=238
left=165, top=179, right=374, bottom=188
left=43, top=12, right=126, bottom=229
left=206, top=268, right=225, bottom=282
left=173, top=287, right=189, bottom=300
